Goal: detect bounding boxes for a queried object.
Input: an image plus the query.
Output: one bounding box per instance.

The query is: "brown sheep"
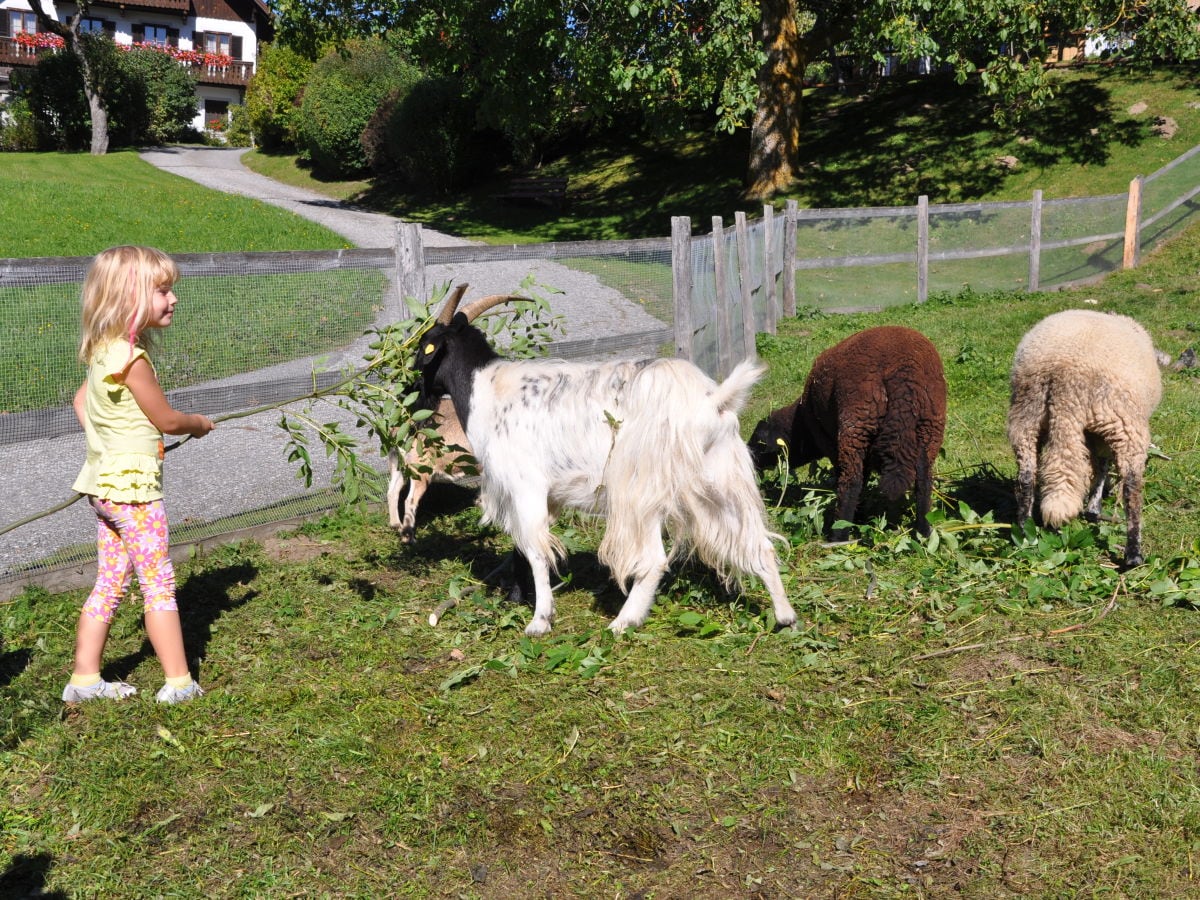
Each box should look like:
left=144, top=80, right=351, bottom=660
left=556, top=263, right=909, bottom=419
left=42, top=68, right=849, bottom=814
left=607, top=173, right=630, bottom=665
left=749, top=326, right=947, bottom=539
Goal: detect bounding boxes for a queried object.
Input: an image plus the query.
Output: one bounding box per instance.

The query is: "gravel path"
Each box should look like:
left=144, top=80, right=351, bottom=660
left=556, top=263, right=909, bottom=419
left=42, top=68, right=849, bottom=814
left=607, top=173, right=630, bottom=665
left=2, top=147, right=666, bottom=585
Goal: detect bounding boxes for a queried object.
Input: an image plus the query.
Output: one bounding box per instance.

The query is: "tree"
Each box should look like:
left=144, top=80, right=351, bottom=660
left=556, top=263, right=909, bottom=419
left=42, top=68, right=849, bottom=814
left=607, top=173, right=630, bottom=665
left=29, top=0, right=115, bottom=154
left=272, top=0, right=1200, bottom=198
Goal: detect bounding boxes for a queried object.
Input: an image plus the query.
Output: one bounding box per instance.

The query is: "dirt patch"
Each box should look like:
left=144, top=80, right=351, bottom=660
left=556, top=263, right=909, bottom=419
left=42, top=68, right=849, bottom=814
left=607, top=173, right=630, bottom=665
left=1128, top=101, right=1149, bottom=115
left=260, top=533, right=332, bottom=564
left=1154, top=116, right=1179, bottom=139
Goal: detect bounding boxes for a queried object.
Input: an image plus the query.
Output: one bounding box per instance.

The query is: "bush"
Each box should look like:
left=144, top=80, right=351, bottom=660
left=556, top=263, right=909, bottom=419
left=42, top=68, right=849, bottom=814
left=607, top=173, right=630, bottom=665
left=296, top=37, right=422, bottom=178
left=108, top=46, right=198, bottom=145
left=244, top=43, right=312, bottom=153
left=378, top=76, right=501, bottom=194
left=224, top=104, right=253, bottom=147
left=0, top=96, right=39, bottom=152
left=12, top=47, right=92, bottom=150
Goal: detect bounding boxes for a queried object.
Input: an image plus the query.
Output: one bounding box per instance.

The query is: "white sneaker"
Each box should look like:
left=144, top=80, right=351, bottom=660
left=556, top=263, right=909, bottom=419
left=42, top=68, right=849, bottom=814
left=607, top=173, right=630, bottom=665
left=156, top=681, right=205, bottom=704
left=62, top=679, right=137, bottom=703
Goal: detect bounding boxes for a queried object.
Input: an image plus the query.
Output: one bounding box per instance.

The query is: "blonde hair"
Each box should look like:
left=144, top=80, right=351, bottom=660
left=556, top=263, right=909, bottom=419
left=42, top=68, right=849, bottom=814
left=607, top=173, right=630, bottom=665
left=78, top=245, right=180, bottom=364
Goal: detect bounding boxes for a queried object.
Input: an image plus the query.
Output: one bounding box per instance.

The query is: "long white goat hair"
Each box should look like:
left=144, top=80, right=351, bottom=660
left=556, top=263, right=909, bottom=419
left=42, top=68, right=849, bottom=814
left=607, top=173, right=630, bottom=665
left=463, top=355, right=796, bottom=634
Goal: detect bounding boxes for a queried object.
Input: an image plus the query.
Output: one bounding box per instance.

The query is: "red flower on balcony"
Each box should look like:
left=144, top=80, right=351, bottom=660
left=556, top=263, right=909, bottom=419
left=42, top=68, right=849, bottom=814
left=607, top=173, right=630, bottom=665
left=14, top=32, right=65, bottom=50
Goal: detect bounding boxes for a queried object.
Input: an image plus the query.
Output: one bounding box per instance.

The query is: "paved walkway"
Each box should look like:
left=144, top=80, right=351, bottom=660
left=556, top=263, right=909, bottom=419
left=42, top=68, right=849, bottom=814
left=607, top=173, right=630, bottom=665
left=1, top=147, right=666, bottom=586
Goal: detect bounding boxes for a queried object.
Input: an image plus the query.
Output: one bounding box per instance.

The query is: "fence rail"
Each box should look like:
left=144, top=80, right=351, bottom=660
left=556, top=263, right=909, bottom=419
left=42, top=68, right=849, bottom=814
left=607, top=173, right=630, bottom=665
left=4, top=142, right=1200, bottom=596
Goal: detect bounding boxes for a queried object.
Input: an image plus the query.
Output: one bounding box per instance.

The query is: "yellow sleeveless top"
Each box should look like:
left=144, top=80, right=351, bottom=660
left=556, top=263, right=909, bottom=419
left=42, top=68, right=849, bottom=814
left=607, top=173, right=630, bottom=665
left=72, top=339, right=165, bottom=502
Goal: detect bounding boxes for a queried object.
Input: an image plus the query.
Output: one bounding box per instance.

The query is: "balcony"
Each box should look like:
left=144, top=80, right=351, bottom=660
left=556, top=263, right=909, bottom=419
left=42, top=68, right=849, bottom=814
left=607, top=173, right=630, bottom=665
left=0, top=36, right=252, bottom=87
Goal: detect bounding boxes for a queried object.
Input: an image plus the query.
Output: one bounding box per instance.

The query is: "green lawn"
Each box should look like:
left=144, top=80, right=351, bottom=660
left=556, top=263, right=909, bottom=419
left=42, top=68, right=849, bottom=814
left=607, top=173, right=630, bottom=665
left=0, top=150, right=351, bottom=258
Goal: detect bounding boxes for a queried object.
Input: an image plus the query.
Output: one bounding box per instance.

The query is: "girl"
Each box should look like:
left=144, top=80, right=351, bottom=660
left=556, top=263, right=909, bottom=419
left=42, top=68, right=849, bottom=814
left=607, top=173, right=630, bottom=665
left=64, top=246, right=215, bottom=704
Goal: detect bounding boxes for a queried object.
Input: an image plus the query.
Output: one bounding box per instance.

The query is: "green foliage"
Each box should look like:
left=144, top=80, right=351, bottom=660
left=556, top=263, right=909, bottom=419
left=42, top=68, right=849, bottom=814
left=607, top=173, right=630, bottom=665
left=223, top=104, right=253, bottom=148
left=296, top=37, right=422, bottom=177
left=107, top=46, right=199, bottom=146
left=11, top=47, right=91, bottom=151
left=373, top=76, right=495, bottom=193
left=244, top=42, right=314, bottom=153
left=0, top=95, right=38, bottom=152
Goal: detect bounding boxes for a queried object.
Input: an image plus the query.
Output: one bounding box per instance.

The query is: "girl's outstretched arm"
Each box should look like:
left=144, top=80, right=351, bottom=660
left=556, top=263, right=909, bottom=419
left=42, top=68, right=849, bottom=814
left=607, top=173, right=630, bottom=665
left=123, top=357, right=215, bottom=438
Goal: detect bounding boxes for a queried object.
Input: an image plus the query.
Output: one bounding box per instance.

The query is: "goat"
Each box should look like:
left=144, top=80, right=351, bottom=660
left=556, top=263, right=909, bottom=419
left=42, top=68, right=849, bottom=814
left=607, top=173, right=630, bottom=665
left=413, top=288, right=797, bottom=636
left=385, top=396, right=476, bottom=543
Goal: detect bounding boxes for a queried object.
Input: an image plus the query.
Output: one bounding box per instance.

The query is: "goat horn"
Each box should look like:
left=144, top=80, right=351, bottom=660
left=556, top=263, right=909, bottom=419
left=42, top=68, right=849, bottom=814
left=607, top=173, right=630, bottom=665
left=459, top=293, right=525, bottom=323
left=434, top=283, right=470, bottom=325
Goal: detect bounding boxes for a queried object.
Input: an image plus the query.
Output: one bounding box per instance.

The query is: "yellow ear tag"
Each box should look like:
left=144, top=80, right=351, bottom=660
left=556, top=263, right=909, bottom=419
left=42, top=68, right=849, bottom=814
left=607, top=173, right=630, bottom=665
left=775, top=438, right=787, bottom=447
left=424, top=344, right=436, bottom=354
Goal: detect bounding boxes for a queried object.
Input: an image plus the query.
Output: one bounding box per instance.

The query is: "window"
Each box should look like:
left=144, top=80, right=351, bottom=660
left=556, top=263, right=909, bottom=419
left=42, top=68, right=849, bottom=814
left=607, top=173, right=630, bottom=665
left=10, top=12, right=38, bottom=34
left=78, top=18, right=106, bottom=34
left=204, top=32, right=231, bottom=56
left=143, top=24, right=169, bottom=46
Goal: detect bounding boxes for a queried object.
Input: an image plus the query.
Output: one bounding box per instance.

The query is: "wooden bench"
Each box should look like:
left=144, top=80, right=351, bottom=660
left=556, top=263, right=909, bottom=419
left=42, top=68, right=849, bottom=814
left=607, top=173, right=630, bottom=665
left=494, top=176, right=569, bottom=210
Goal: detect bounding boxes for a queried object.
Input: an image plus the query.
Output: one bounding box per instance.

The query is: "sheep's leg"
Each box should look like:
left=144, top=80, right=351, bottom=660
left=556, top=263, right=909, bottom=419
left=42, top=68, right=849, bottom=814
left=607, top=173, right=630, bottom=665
left=1084, top=454, right=1110, bottom=522
left=1119, top=461, right=1146, bottom=569
left=608, top=529, right=669, bottom=635
left=914, top=451, right=935, bottom=538
left=832, top=451, right=866, bottom=540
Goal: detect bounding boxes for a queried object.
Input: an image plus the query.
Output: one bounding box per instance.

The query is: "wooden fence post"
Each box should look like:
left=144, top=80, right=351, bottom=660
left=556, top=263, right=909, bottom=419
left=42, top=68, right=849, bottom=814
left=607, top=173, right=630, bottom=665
left=1029, top=189, right=1042, bottom=292
left=671, top=216, right=694, bottom=361
left=734, top=211, right=757, bottom=360
left=763, top=204, right=777, bottom=335
left=917, top=195, right=929, bottom=303
left=396, top=222, right=425, bottom=308
left=1123, top=175, right=1144, bottom=269
left=783, top=199, right=798, bottom=317
left=712, top=216, right=734, bottom=378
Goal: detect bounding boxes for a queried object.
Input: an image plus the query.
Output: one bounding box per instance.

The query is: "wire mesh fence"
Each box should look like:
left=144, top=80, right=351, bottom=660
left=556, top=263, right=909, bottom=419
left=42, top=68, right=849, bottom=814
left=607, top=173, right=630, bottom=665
left=4, top=142, right=1200, bottom=596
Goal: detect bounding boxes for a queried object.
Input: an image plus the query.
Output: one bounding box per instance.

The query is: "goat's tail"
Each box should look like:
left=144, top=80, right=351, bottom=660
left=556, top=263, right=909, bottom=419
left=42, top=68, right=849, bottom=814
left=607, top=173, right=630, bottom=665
left=600, top=357, right=774, bottom=589
left=710, top=358, right=767, bottom=416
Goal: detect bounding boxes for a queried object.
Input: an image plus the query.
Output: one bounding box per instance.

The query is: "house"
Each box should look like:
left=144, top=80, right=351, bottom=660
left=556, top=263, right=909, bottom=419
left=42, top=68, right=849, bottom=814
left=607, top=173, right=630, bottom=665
left=0, top=0, right=272, bottom=133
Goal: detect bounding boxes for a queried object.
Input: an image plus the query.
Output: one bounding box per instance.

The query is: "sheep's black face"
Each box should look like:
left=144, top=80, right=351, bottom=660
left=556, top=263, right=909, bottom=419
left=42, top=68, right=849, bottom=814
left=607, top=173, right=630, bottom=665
left=748, top=418, right=785, bottom=470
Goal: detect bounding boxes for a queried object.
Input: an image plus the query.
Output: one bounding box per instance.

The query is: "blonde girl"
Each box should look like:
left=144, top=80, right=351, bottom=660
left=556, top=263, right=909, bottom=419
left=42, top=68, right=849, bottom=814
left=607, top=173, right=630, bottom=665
left=65, top=246, right=215, bottom=704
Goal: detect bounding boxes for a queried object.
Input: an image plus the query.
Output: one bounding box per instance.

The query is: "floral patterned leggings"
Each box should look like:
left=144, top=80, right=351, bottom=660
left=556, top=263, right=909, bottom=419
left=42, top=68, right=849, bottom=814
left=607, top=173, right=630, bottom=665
left=82, top=497, right=177, bottom=624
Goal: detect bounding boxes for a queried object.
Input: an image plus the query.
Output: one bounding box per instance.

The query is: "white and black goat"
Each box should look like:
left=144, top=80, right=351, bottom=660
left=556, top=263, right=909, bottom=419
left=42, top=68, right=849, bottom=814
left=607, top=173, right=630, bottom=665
left=414, top=289, right=798, bottom=636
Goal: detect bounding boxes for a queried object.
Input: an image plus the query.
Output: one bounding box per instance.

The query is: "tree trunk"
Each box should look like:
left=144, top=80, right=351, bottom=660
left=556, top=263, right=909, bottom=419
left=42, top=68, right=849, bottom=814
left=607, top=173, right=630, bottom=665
left=745, top=0, right=804, bottom=200
left=83, top=71, right=109, bottom=155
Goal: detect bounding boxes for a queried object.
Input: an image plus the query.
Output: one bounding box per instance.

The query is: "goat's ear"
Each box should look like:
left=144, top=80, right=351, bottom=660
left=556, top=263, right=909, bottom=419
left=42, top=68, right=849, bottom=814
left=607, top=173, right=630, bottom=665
left=451, top=311, right=470, bottom=329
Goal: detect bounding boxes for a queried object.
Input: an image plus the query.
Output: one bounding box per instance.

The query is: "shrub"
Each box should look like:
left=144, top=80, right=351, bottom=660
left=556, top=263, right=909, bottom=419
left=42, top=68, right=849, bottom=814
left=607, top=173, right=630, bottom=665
left=109, top=46, right=198, bottom=145
left=0, top=95, right=39, bottom=152
left=12, top=47, right=92, bottom=150
left=244, top=43, right=312, bottom=153
left=379, top=76, right=501, bottom=194
left=296, top=37, right=422, bottom=178
left=224, top=103, right=253, bottom=147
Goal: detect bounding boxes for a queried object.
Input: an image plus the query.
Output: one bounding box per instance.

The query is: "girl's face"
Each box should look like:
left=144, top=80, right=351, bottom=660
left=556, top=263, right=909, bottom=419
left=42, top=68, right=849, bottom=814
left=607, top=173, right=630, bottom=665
left=146, top=284, right=178, bottom=329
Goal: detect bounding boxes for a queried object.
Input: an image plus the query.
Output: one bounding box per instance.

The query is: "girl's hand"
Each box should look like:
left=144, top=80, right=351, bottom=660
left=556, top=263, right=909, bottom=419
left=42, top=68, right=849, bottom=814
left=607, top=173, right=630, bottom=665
left=189, top=415, right=216, bottom=438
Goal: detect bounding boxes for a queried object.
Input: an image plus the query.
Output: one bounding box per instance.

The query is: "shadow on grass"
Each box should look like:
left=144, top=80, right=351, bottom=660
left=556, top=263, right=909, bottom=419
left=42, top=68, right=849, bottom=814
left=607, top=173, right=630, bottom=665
left=0, top=853, right=69, bottom=900
left=0, top=646, right=32, bottom=689
left=103, top=562, right=257, bottom=684
left=941, top=463, right=1018, bottom=524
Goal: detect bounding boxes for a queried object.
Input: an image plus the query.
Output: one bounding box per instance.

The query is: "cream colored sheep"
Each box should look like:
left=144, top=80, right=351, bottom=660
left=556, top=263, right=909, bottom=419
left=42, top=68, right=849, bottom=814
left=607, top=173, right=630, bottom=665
left=1007, top=309, right=1162, bottom=567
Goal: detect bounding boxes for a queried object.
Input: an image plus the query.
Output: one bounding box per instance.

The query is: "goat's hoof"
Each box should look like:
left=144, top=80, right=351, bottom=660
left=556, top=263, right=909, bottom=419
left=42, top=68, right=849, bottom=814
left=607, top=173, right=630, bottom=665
left=525, top=617, right=553, bottom=637
left=607, top=618, right=638, bottom=636
left=774, top=608, right=798, bottom=629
